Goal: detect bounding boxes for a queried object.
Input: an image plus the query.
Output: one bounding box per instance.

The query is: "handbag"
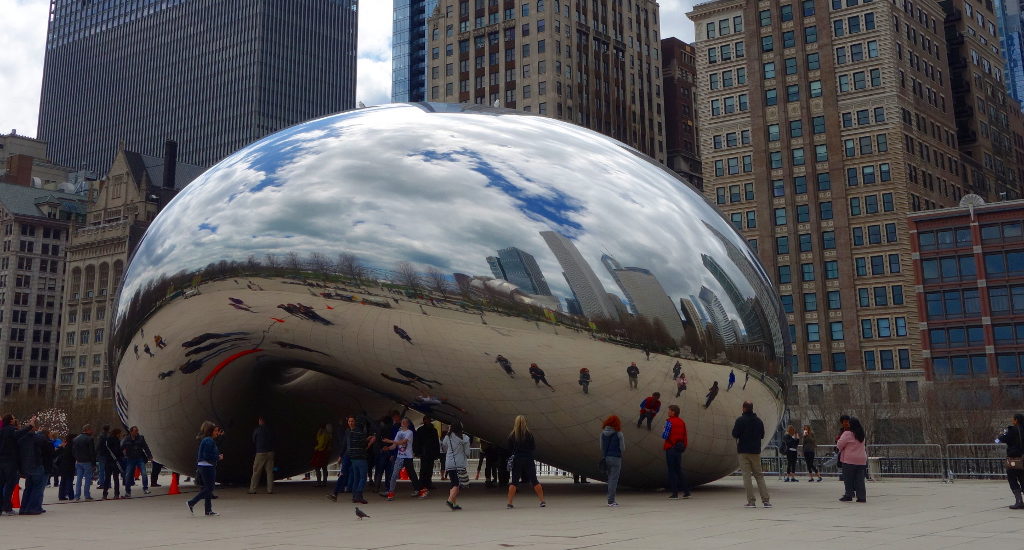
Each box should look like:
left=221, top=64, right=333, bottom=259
left=457, top=467, right=470, bottom=486
left=1007, top=427, right=1024, bottom=470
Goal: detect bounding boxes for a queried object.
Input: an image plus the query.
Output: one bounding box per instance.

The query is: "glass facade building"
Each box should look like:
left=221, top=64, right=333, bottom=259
left=37, top=0, right=359, bottom=174
left=995, top=0, right=1024, bottom=108
left=392, top=0, right=438, bottom=102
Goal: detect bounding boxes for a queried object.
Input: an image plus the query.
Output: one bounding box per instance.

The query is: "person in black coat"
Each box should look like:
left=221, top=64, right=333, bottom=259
left=1, top=414, right=34, bottom=516
left=415, top=417, right=440, bottom=490
left=55, top=438, right=76, bottom=500
left=17, top=421, right=48, bottom=515
left=997, top=413, right=1024, bottom=509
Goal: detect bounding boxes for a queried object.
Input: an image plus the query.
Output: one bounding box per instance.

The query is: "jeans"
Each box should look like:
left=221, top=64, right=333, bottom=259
left=123, top=458, right=148, bottom=494
left=74, top=462, right=93, bottom=500
left=333, top=455, right=352, bottom=495
left=21, top=466, right=46, bottom=513
left=0, top=461, right=18, bottom=512
left=842, top=463, right=867, bottom=500
left=389, top=457, right=421, bottom=493
left=738, top=453, right=770, bottom=503
left=97, top=461, right=106, bottom=489
left=605, top=456, right=622, bottom=503
left=349, top=459, right=368, bottom=498
left=664, top=447, right=688, bottom=496
left=637, top=412, right=656, bottom=430
left=188, top=465, right=216, bottom=514
left=250, top=451, right=274, bottom=493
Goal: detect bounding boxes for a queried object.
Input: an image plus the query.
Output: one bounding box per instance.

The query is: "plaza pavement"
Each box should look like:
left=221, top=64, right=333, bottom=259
left=3, top=475, right=1024, bottom=549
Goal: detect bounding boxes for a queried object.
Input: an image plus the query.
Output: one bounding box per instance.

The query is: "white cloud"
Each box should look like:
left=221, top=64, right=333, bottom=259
left=660, top=0, right=698, bottom=43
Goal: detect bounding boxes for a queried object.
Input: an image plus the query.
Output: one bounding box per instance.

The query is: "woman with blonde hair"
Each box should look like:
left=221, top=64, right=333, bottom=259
left=187, top=421, right=222, bottom=516
left=506, top=415, right=545, bottom=509
left=600, top=415, right=624, bottom=506
left=310, top=424, right=331, bottom=487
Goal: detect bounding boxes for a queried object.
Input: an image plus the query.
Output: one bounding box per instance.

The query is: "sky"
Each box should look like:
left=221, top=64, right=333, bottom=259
left=0, top=0, right=696, bottom=139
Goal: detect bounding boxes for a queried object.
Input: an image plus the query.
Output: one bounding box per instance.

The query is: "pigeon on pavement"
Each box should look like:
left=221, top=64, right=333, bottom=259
left=355, top=507, right=370, bottom=520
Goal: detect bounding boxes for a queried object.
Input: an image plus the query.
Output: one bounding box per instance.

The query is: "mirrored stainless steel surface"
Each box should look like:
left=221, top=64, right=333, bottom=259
left=111, top=103, right=789, bottom=487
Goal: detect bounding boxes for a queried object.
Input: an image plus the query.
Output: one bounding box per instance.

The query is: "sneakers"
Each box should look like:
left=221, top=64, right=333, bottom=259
left=744, top=501, right=757, bottom=508
left=839, top=496, right=853, bottom=502
left=143, top=489, right=151, bottom=495
left=327, top=494, right=337, bottom=502
left=417, top=489, right=429, bottom=498
left=762, top=501, right=772, bottom=508
left=506, top=503, right=514, bottom=509
left=1009, top=503, right=1024, bottom=510
left=668, top=493, right=679, bottom=500
left=187, top=502, right=194, bottom=515
left=386, top=492, right=395, bottom=501
left=205, top=512, right=219, bottom=516
left=452, top=504, right=462, bottom=510
left=608, top=502, right=619, bottom=507
left=539, top=501, right=546, bottom=507
left=411, top=491, right=421, bottom=497
left=446, top=500, right=455, bottom=510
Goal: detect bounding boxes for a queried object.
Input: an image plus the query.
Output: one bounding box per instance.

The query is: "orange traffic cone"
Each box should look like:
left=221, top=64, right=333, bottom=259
left=168, top=473, right=180, bottom=495
left=399, top=467, right=409, bottom=481
left=135, top=467, right=141, bottom=480
left=10, top=483, right=20, bottom=509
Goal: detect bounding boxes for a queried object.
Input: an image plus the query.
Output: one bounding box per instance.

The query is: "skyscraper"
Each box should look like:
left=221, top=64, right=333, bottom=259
left=393, top=0, right=440, bottom=102
left=486, top=255, right=506, bottom=279
left=611, top=266, right=686, bottom=342
left=496, top=246, right=551, bottom=295
left=37, top=0, right=359, bottom=174
left=699, top=285, right=737, bottom=349
left=424, top=0, right=667, bottom=163
left=540, top=231, right=618, bottom=320
left=994, top=0, right=1024, bottom=110
left=662, top=37, right=704, bottom=190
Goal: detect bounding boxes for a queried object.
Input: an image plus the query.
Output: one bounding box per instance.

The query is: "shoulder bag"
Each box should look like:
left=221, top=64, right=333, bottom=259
left=1007, top=427, right=1024, bottom=470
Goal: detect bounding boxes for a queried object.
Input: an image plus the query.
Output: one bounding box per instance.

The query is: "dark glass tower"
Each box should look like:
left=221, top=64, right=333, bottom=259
left=391, top=0, right=437, bottom=102
left=37, top=0, right=358, bottom=174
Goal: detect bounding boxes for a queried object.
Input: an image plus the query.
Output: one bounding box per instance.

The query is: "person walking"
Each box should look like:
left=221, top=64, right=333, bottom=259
left=727, top=370, right=736, bottom=391
left=671, top=361, right=682, bottom=380
left=17, top=420, right=49, bottom=515
left=802, top=425, right=822, bottom=482
left=528, top=363, right=555, bottom=391
left=505, top=415, right=545, bottom=509
left=578, top=368, right=591, bottom=394
left=600, top=415, right=624, bottom=506
left=1, top=414, right=33, bottom=516
left=441, top=420, right=471, bottom=510
left=55, top=438, right=76, bottom=500
left=249, top=416, right=274, bottom=494
left=661, top=405, right=690, bottom=500
left=383, top=417, right=427, bottom=500
left=732, top=401, right=770, bottom=507
left=703, top=381, right=720, bottom=409
left=72, top=424, right=96, bottom=501
left=626, top=362, right=639, bottom=390
left=783, top=425, right=800, bottom=482
left=495, top=355, right=515, bottom=378
left=187, top=421, right=222, bottom=516
left=329, top=415, right=375, bottom=504
left=150, top=461, right=164, bottom=487
left=101, top=428, right=125, bottom=500
left=415, top=416, right=440, bottom=491
left=837, top=417, right=868, bottom=503
left=675, top=373, right=688, bottom=398
left=310, top=424, right=331, bottom=487
left=122, top=426, right=153, bottom=496
left=636, top=392, right=661, bottom=430
left=998, top=414, right=1024, bottom=509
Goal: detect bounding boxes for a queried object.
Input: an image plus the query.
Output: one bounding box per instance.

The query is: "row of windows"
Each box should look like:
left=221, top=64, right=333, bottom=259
left=708, top=67, right=747, bottom=90
left=991, top=285, right=1024, bottom=316
left=757, top=0, right=823, bottom=28
left=842, top=107, right=886, bottom=128
left=64, top=329, right=105, bottom=346
left=728, top=211, right=758, bottom=231
left=837, top=68, right=882, bottom=92
left=778, top=260, right=840, bottom=283
left=929, top=326, right=984, bottom=348
left=924, top=289, right=981, bottom=320
left=863, top=348, right=911, bottom=370
left=791, top=351, right=848, bottom=373
left=846, top=163, right=893, bottom=185
left=773, top=202, right=834, bottom=225
left=917, top=226, right=971, bottom=251
left=921, top=255, right=975, bottom=283
left=715, top=182, right=755, bottom=204
left=981, top=221, right=1024, bottom=243
left=711, top=129, right=751, bottom=149
left=849, top=192, right=895, bottom=215
left=780, top=290, right=844, bottom=313
left=705, top=15, right=744, bottom=38
left=712, top=155, right=753, bottom=176
left=771, top=173, right=832, bottom=197
left=706, top=41, right=746, bottom=64
left=836, top=40, right=880, bottom=65
left=709, top=94, right=749, bottom=116
left=775, top=231, right=837, bottom=254
left=861, top=317, right=908, bottom=338
left=985, top=250, right=1024, bottom=277
left=933, top=354, right=988, bottom=379
left=851, top=223, right=898, bottom=246
left=766, top=145, right=830, bottom=169
left=858, top=285, right=905, bottom=307
left=843, top=134, right=889, bottom=157
left=833, top=12, right=877, bottom=37
left=2, top=365, right=49, bottom=379
left=760, top=26, right=818, bottom=52
left=768, top=117, right=827, bottom=141
left=6, top=347, right=53, bottom=361
left=854, top=254, right=902, bottom=277
left=998, top=353, right=1024, bottom=378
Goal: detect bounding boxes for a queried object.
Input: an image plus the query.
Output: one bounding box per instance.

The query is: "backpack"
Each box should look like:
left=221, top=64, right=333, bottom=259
left=602, top=432, right=621, bottom=457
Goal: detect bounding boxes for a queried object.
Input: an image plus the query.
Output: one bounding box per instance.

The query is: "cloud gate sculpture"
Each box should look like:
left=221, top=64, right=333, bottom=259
left=110, top=103, right=789, bottom=487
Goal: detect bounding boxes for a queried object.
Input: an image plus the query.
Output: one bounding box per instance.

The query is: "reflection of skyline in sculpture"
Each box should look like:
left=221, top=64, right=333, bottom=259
left=565, top=297, right=583, bottom=316
left=602, top=254, right=685, bottom=342
left=540, top=231, right=619, bottom=320
left=702, top=222, right=786, bottom=359
left=699, top=285, right=737, bottom=348
left=486, top=246, right=552, bottom=296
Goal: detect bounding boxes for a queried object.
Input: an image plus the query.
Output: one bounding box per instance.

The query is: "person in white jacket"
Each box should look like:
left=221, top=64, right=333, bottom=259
left=440, top=420, right=471, bottom=511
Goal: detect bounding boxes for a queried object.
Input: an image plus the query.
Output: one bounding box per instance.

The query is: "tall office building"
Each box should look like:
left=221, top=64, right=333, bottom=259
left=699, top=285, right=737, bottom=348
left=394, top=0, right=441, bottom=102
left=424, top=0, right=667, bottom=163
left=994, top=0, right=1024, bottom=109
left=944, top=0, right=1022, bottom=200
left=495, top=246, right=551, bottom=295
left=662, top=37, right=704, bottom=190
left=602, top=254, right=686, bottom=341
left=37, top=0, right=359, bottom=174
left=540, top=231, right=618, bottom=320
left=688, top=0, right=975, bottom=407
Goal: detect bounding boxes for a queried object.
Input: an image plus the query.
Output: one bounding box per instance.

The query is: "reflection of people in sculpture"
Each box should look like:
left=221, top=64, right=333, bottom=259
left=143, top=344, right=154, bottom=357
left=393, top=325, right=413, bottom=344
left=578, top=368, right=591, bottom=394
left=380, top=373, right=424, bottom=389
left=133, top=345, right=139, bottom=359
left=274, top=341, right=331, bottom=357
left=495, top=355, right=515, bottom=378
left=672, top=361, right=682, bottom=380
left=154, top=335, right=168, bottom=349
left=395, top=368, right=441, bottom=388
left=228, top=297, right=255, bottom=312
left=528, top=363, right=555, bottom=391
left=675, top=373, right=688, bottom=398
left=743, top=370, right=751, bottom=390
left=704, top=381, right=720, bottom=409
left=626, top=362, right=639, bottom=390
left=637, top=392, right=661, bottom=430
left=182, top=332, right=249, bottom=347
left=644, top=347, right=651, bottom=361
left=413, top=394, right=467, bottom=414
left=728, top=370, right=736, bottom=391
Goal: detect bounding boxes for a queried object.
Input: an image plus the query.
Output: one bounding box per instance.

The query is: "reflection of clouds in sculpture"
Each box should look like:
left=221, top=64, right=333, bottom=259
left=119, top=104, right=756, bottom=326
